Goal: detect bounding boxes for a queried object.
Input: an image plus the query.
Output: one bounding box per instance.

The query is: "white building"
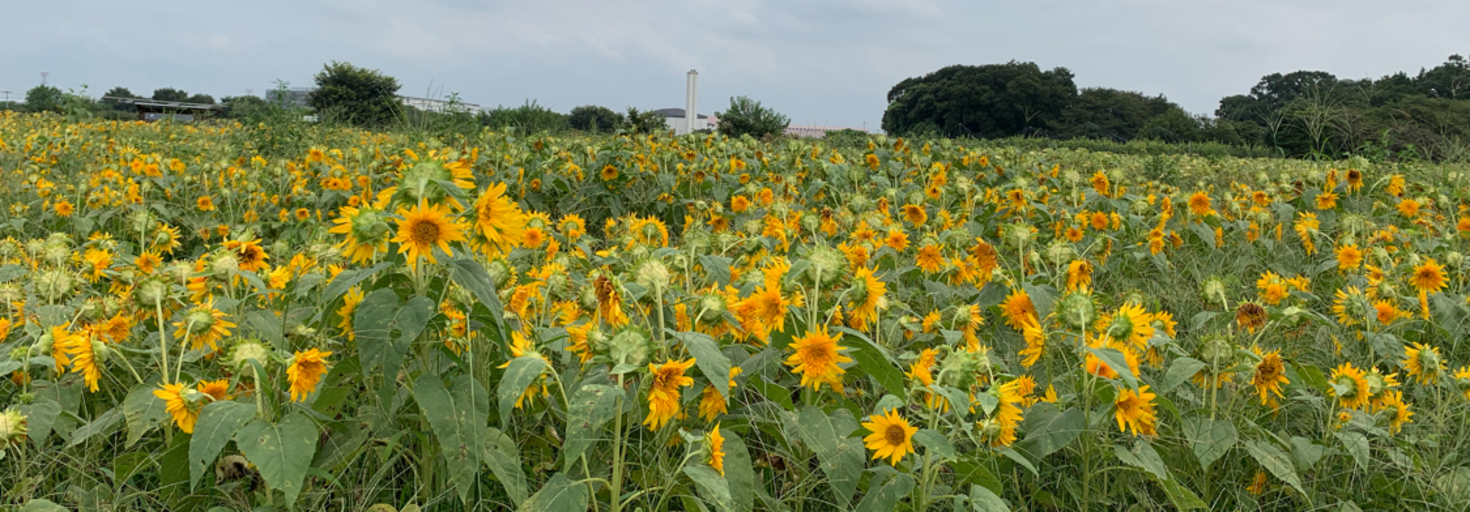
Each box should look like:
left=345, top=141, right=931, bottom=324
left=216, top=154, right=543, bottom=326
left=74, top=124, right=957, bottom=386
left=263, top=87, right=480, bottom=113
left=655, top=108, right=714, bottom=132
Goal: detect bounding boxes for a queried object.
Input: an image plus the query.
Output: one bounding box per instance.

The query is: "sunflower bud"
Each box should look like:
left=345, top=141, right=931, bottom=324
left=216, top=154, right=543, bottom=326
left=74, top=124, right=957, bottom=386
left=1045, top=240, right=1074, bottom=267
left=485, top=259, right=510, bottom=288
left=1199, top=334, right=1234, bottom=364
left=806, top=246, right=843, bottom=285
left=211, top=252, right=239, bottom=278
left=136, top=279, right=169, bottom=305
left=1201, top=277, right=1227, bottom=305
left=608, top=328, right=654, bottom=367
left=0, top=408, right=27, bottom=447
left=35, top=269, right=74, bottom=302
left=1445, top=251, right=1463, bottom=269
left=1004, top=224, right=1034, bottom=248
left=230, top=340, right=271, bottom=370
left=635, top=260, right=670, bottom=292
left=1056, top=290, right=1096, bottom=329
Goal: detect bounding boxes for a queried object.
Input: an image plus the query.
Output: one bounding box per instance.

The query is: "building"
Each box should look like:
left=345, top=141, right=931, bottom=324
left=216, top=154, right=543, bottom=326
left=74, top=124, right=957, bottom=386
left=101, top=97, right=223, bottom=122
left=784, top=125, right=867, bottom=139
left=264, top=87, right=480, bottom=113
left=654, top=108, right=715, bottom=132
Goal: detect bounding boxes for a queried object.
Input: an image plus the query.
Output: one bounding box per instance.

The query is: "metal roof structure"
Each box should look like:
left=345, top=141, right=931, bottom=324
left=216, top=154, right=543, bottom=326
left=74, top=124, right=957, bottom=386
left=102, top=97, right=223, bottom=111
left=651, top=107, right=707, bottom=119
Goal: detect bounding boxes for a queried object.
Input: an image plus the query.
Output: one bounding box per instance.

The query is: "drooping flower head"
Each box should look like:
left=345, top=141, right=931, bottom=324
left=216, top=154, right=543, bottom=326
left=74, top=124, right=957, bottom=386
left=645, top=358, right=696, bottom=430
left=287, top=348, right=333, bottom=402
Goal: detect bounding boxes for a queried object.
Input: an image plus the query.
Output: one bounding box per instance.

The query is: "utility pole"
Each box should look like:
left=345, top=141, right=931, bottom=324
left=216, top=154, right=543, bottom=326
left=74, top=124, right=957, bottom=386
left=1, top=91, right=11, bottom=105
left=40, top=72, right=48, bottom=85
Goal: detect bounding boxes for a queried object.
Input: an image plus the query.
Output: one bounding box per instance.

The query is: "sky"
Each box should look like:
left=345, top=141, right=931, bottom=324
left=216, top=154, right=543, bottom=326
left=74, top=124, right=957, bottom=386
left=1, top=0, right=1464, bottom=129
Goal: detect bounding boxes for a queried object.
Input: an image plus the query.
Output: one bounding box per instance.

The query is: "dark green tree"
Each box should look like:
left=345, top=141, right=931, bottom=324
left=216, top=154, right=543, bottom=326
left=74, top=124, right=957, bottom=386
left=623, top=107, right=669, bottom=135
left=185, top=94, right=216, bottom=105
left=882, top=62, right=1077, bottom=137
left=568, top=105, right=623, bottom=133
left=1053, top=88, right=1175, bottom=140
left=101, top=87, right=138, bottom=111
left=716, top=96, right=789, bottom=138
left=24, top=85, right=63, bottom=113
left=480, top=100, right=568, bottom=133
left=308, top=61, right=403, bottom=128
left=151, top=88, right=190, bottom=102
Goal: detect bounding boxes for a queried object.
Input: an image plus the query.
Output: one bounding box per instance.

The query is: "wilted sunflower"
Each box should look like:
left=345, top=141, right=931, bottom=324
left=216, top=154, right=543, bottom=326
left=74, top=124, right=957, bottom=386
left=223, top=239, right=269, bottom=273
left=1329, top=363, right=1371, bottom=410
left=861, top=409, right=917, bottom=465
left=1113, top=384, right=1157, bottom=436
left=392, top=200, right=467, bottom=266
left=61, top=329, right=102, bottom=392
left=329, top=205, right=391, bottom=264
left=708, top=424, right=727, bottom=476
left=593, top=274, right=629, bottom=328
left=846, top=267, right=885, bottom=329
left=983, top=379, right=1025, bottom=447
left=1236, top=302, right=1267, bottom=333
left=1402, top=342, right=1445, bottom=385
left=472, top=182, right=528, bottom=255
left=1066, top=259, right=1093, bottom=291
left=999, top=289, right=1037, bottom=331
left=1332, top=286, right=1371, bottom=327
left=287, top=348, right=333, bottom=402
left=1251, top=347, right=1289, bottom=406
left=174, top=298, right=236, bottom=352
left=645, top=358, right=695, bottom=430
left=1017, top=313, right=1046, bottom=367
left=785, top=325, right=851, bottom=392
left=1377, top=390, right=1413, bottom=434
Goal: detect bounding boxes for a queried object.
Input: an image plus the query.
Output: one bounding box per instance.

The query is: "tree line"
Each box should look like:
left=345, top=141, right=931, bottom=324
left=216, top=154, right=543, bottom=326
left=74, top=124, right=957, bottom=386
left=882, top=56, right=1470, bottom=160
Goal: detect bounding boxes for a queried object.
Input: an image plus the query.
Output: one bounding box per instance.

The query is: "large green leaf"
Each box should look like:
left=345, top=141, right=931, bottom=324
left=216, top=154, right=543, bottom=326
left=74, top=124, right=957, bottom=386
left=723, top=431, right=756, bottom=512
left=966, top=484, right=1011, bottom=512
left=485, top=427, right=529, bottom=503
left=450, top=258, right=506, bottom=329
left=497, top=356, right=549, bottom=427
left=354, top=288, right=401, bottom=372
left=321, top=261, right=391, bottom=302
left=124, top=383, right=168, bottom=447
left=561, top=383, right=624, bottom=469
left=1085, top=346, right=1138, bottom=391
left=794, top=406, right=863, bottom=506
left=22, top=499, right=67, bottom=512
left=414, top=373, right=489, bottom=504
left=834, top=327, right=905, bottom=397
left=1113, top=439, right=1170, bottom=481
left=1157, top=476, right=1208, bottom=510
left=1182, top=416, right=1236, bottom=470
left=854, top=472, right=914, bottom=512
left=677, top=331, right=732, bottom=397
left=519, top=472, right=588, bottom=512
left=1162, top=357, right=1207, bottom=393
left=1335, top=431, right=1370, bottom=471
left=235, top=413, right=319, bottom=506
left=67, top=406, right=123, bottom=447
left=1245, top=439, right=1307, bottom=497
left=17, top=398, right=61, bottom=444
left=913, top=429, right=955, bottom=460
left=1013, top=404, right=1084, bottom=464
left=685, top=465, right=735, bottom=512
left=188, top=401, right=257, bottom=488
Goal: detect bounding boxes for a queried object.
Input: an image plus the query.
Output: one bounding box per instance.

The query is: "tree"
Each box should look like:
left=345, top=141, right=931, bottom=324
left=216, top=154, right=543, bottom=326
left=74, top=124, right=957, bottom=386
left=623, top=107, right=668, bottom=135
left=308, top=61, right=402, bottom=128
left=185, top=94, right=216, bottom=105
left=882, top=62, right=1077, bottom=137
left=25, top=85, right=63, bottom=113
left=101, top=87, right=138, bottom=110
left=480, top=100, right=568, bottom=133
left=716, top=96, right=789, bottom=139
left=1053, top=88, right=1175, bottom=140
left=568, top=105, right=623, bottom=133
left=152, top=88, right=190, bottom=102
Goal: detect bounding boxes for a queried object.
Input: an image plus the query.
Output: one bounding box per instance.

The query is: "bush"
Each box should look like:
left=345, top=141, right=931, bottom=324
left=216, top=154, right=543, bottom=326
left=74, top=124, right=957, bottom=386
left=716, top=96, right=789, bottom=139
left=623, top=107, right=668, bottom=135
left=480, top=100, right=568, bottom=133
left=308, top=61, right=403, bottom=128
left=568, top=105, right=623, bottom=133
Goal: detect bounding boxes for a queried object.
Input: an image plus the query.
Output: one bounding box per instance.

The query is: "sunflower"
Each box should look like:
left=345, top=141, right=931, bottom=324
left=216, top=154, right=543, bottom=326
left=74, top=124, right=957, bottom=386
left=60, top=329, right=101, bottom=392
left=785, top=325, right=851, bottom=392
left=101, top=313, right=132, bottom=343
left=737, top=284, right=797, bottom=343
left=1329, top=362, right=1371, bottom=410
left=1454, top=366, right=1470, bottom=400
left=983, top=379, right=1024, bottom=447
left=134, top=250, right=162, bottom=274
left=915, top=244, right=945, bottom=273
left=392, top=200, right=467, bottom=266
left=1247, top=470, right=1269, bottom=495
left=1377, top=390, right=1413, bottom=434
left=197, top=379, right=231, bottom=401
left=1402, top=342, right=1445, bottom=385
left=1017, top=313, right=1046, bottom=367
left=336, top=287, right=363, bottom=340
left=224, top=239, right=270, bottom=273
left=287, top=348, right=333, bottom=402
left=472, top=183, right=528, bottom=255
left=861, top=409, right=917, bottom=465
left=846, top=267, right=885, bottom=329
left=557, top=213, right=586, bottom=240
left=154, top=223, right=182, bottom=254
left=329, top=205, right=391, bottom=264
left=1066, top=259, right=1093, bottom=291
left=174, top=298, right=235, bottom=352
left=645, top=358, right=695, bottom=430
left=196, top=195, right=215, bottom=212
left=600, top=164, right=619, bottom=181
left=1332, top=286, right=1371, bottom=327
left=999, top=289, right=1037, bottom=331
left=1251, top=347, right=1289, bottom=406
left=1100, top=302, right=1154, bottom=350
left=593, top=274, right=629, bottom=328
left=901, top=204, right=927, bottom=225
left=1113, top=384, right=1158, bottom=436
left=1236, top=302, right=1267, bottom=333
left=1256, top=271, right=1289, bottom=305
left=154, top=382, right=203, bottom=433
left=1187, top=191, right=1213, bottom=216
left=708, top=424, right=727, bottom=476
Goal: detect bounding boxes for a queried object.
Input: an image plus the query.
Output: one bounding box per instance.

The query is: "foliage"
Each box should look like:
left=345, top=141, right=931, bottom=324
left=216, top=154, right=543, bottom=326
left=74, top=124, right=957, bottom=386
left=151, top=88, right=191, bottom=103
left=883, top=61, right=1078, bottom=138
left=623, top=107, right=668, bottom=135
left=479, top=100, right=568, bottom=134
left=568, top=105, right=623, bottom=134
left=0, top=113, right=1468, bottom=512
left=308, top=61, right=403, bottom=128
left=715, top=96, right=789, bottom=139
left=24, top=86, right=63, bottom=114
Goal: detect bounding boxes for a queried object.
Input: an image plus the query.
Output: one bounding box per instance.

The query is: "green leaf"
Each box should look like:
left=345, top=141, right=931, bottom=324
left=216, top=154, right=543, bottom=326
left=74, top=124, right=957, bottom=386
left=748, top=376, right=793, bottom=410
left=67, top=406, right=123, bottom=447
left=967, top=484, right=1011, bottom=512
left=952, top=455, right=1003, bottom=496
left=1157, top=477, right=1208, bottom=510
left=853, top=472, right=914, bottom=512
left=678, top=331, right=733, bottom=397
left=1021, top=283, right=1057, bottom=320
left=243, top=309, right=286, bottom=351
left=124, top=384, right=168, bottom=447
left=354, top=288, right=401, bottom=373
left=450, top=258, right=506, bottom=329
left=21, top=499, right=67, bottom=512
left=1162, top=357, right=1207, bottom=393
left=1113, top=439, right=1170, bottom=481
left=519, top=473, right=588, bottom=512
left=685, top=465, right=735, bottom=512
left=913, top=429, right=955, bottom=460
left=1245, top=439, right=1307, bottom=498
left=723, top=431, right=756, bottom=512
left=1182, top=416, right=1236, bottom=470
left=700, top=255, right=733, bottom=287
left=17, top=398, right=61, bottom=444
left=485, top=427, right=529, bottom=503
left=1290, top=436, right=1329, bottom=470
left=794, top=405, right=863, bottom=506
left=1335, top=431, right=1370, bottom=471
left=834, top=327, right=905, bottom=397
left=497, top=356, right=549, bottom=427
left=321, top=261, right=391, bottom=302
left=188, top=401, right=256, bottom=489
left=414, top=373, right=489, bottom=504
left=1013, top=405, right=1084, bottom=464
left=235, top=412, right=319, bottom=506
left=562, top=384, right=625, bottom=469
left=1085, top=346, right=1138, bottom=391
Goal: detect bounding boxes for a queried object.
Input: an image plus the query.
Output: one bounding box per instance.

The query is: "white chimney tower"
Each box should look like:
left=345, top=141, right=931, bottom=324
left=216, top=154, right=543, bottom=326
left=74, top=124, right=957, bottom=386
left=684, top=69, right=699, bottom=135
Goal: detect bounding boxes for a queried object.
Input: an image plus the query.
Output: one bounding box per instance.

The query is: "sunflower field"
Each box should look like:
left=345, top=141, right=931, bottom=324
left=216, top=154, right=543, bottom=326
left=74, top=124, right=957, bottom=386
left=1, top=111, right=1469, bottom=511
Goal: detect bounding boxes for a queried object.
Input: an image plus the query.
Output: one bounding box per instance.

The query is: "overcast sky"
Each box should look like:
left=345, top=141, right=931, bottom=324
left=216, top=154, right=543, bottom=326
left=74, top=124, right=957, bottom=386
left=2, top=1, right=1464, bottom=128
